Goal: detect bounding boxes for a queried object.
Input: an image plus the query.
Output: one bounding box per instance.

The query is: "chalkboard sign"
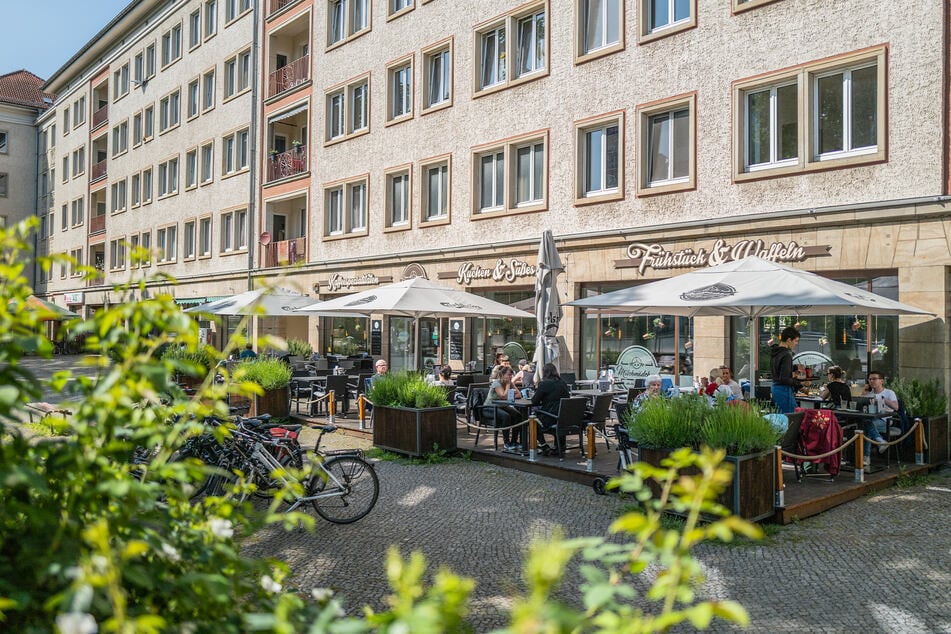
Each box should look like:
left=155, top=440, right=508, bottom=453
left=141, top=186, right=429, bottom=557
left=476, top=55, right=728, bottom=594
left=449, top=319, right=463, bottom=361
left=370, top=319, right=383, bottom=356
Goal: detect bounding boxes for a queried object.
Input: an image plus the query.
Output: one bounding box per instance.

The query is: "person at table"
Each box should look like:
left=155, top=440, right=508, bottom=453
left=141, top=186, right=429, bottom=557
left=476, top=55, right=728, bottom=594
left=485, top=365, right=523, bottom=451
left=703, top=368, right=722, bottom=397
left=770, top=326, right=807, bottom=413
left=429, top=364, right=455, bottom=386
left=239, top=343, right=257, bottom=360
left=634, top=375, right=663, bottom=409
left=531, top=363, right=571, bottom=451
left=513, top=359, right=530, bottom=387
left=369, top=359, right=388, bottom=386
left=820, top=365, right=851, bottom=407
left=856, top=371, right=897, bottom=464
left=718, top=365, right=744, bottom=400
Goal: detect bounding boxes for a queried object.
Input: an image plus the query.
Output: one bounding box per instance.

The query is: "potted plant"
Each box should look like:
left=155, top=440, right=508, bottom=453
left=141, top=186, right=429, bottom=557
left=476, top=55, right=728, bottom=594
left=234, top=357, right=292, bottom=417
left=890, top=377, right=948, bottom=464
left=367, top=371, right=456, bottom=457
left=286, top=338, right=313, bottom=361
left=292, top=139, right=302, bottom=152
left=161, top=344, right=216, bottom=388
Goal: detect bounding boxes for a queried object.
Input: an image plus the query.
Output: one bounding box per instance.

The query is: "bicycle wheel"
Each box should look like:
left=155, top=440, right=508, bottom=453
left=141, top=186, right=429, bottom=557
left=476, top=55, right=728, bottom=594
left=252, top=439, right=304, bottom=499
left=309, top=456, right=379, bottom=524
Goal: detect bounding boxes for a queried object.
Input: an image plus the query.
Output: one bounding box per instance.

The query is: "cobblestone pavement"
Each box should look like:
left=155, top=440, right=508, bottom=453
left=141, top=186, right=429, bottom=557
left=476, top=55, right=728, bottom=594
left=17, top=356, right=951, bottom=632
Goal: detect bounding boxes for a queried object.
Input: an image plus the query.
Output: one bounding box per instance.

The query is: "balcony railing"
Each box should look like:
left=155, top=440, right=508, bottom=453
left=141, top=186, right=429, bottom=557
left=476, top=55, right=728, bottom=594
left=266, top=145, right=308, bottom=183
left=268, top=0, right=300, bottom=16
left=268, top=55, right=310, bottom=98
left=92, top=104, right=108, bottom=130
left=90, top=159, right=107, bottom=183
left=262, top=237, right=306, bottom=268
left=89, top=215, right=106, bottom=235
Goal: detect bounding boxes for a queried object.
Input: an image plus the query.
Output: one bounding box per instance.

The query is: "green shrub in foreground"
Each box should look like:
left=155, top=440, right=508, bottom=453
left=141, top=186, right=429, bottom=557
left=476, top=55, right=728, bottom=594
left=366, top=371, right=450, bottom=409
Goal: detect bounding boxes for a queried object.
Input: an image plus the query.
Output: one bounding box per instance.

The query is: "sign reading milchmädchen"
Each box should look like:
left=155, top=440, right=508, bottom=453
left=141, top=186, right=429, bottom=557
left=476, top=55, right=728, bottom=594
left=616, top=239, right=831, bottom=276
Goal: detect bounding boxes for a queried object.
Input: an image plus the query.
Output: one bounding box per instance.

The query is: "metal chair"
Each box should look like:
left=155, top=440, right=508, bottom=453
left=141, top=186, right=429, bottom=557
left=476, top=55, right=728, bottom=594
left=467, top=386, right=500, bottom=450
left=536, top=397, right=588, bottom=458
left=585, top=392, right=615, bottom=449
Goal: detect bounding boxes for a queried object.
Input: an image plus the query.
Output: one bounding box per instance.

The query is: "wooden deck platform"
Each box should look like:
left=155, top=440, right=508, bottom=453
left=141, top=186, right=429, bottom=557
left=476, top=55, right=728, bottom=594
left=292, top=410, right=939, bottom=524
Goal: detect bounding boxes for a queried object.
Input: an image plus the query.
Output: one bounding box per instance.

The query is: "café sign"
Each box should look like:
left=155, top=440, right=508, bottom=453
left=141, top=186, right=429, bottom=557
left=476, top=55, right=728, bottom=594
left=456, top=258, right=537, bottom=285
left=326, top=273, right=380, bottom=292
left=622, top=239, right=830, bottom=276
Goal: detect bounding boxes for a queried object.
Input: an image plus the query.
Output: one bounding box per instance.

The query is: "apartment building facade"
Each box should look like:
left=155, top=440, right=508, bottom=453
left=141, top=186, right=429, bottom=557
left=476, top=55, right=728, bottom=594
left=33, top=0, right=951, bottom=386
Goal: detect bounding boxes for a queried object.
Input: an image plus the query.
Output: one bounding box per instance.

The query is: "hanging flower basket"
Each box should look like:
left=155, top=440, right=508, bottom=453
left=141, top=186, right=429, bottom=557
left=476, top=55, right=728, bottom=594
left=652, top=318, right=666, bottom=330
left=642, top=332, right=655, bottom=341
left=851, top=318, right=866, bottom=332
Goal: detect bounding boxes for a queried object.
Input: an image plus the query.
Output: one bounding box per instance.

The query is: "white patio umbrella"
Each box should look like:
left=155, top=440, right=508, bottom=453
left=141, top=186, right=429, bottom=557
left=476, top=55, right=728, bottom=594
left=565, top=256, right=932, bottom=386
left=295, top=277, right=533, bottom=369
left=185, top=287, right=314, bottom=316
left=532, top=230, right=564, bottom=376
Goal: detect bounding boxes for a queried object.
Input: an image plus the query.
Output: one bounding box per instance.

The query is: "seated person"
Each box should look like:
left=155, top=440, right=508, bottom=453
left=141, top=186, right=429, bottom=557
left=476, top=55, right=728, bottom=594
left=239, top=343, right=257, bottom=360
left=531, top=363, right=571, bottom=450
left=513, top=359, right=531, bottom=387
left=429, top=365, right=455, bottom=386
left=820, top=365, right=851, bottom=407
left=485, top=365, right=523, bottom=451
left=718, top=365, right=744, bottom=400
left=859, top=371, right=897, bottom=465
left=704, top=368, right=722, bottom=397
left=633, top=375, right=663, bottom=409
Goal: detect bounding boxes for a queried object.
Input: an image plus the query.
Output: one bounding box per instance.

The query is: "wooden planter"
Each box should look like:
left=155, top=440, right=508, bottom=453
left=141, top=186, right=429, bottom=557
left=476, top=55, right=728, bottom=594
left=925, top=414, right=949, bottom=465
left=250, top=386, right=289, bottom=418
left=373, top=404, right=457, bottom=457
left=638, top=446, right=775, bottom=522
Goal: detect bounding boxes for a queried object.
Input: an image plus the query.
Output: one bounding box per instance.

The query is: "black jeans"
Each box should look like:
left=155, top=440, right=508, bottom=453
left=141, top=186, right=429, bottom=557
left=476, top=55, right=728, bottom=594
left=493, top=405, right=522, bottom=446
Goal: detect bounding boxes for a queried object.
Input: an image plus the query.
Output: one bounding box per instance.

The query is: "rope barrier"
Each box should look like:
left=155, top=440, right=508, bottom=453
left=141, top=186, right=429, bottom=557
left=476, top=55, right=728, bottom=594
left=778, top=420, right=922, bottom=462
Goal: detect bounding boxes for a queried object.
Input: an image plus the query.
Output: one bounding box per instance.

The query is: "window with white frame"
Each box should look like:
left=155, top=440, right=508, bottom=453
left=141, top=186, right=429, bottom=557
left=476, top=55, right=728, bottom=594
left=224, top=58, right=237, bottom=98
left=350, top=79, right=368, bottom=132
left=62, top=157, right=68, bottom=182
left=205, top=0, right=217, bottom=37
left=70, top=248, right=83, bottom=276
left=743, top=81, right=798, bottom=171
left=156, top=224, right=178, bottom=262
left=71, top=197, right=84, bottom=226
left=387, top=59, right=413, bottom=121
left=477, top=149, right=504, bottom=212
left=189, top=10, right=202, bottom=48
left=158, top=157, right=179, bottom=197
left=474, top=131, right=547, bottom=213
left=385, top=168, right=410, bottom=227
left=348, top=180, right=367, bottom=232
left=111, top=121, right=128, bottom=156
left=578, top=0, right=622, bottom=60
left=202, top=69, right=216, bottom=111
left=476, top=3, right=548, bottom=93
left=140, top=232, right=151, bottom=266
left=198, top=217, right=212, bottom=256
left=220, top=211, right=233, bottom=252
left=0, top=173, right=6, bottom=198
left=325, top=75, right=369, bottom=141
left=145, top=43, right=156, bottom=78
left=325, top=186, right=344, bottom=235
left=200, top=141, right=214, bottom=183
left=390, top=0, right=413, bottom=17
left=329, top=0, right=370, bottom=46
left=421, top=157, right=449, bottom=221
left=576, top=113, right=622, bottom=200
left=328, top=91, right=345, bottom=139
left=423, top=44, right=451, bottom=110
left=61, top=204, right=68, bottom=231
left=71, top=147, right=85, bottom=177
left=187, top=79, right=200, bottom=118
left=159, top=90, right=180, bottom=132
left=814, top=63, right=878, bottom=159
left=110, top=179, right=127, bottom=213
left=637, top=94, right=694, bottom=194
left=514, top=139, right=545, bottom=206
left=134, top=51, right=144, bottom=84
left=238, top=49, right=251, bottom=93
left=133, top=112, right=143, bottom=146
left=0, top=130, right=6, bottom=154
left=219, top=208, right=247, bottom=252
left=110, top=239, right=126, bottom=270
left=222, top=128, right=249, bottom=174
left=226, top=0, right=251, bottom=23
left=73, top=96, right=86, bottom=127
left=131, top=173, right=140, bottom=207
left=144, top=105, right=155, bottom=140
left=113, top=63, right=130, bottom=100
left=185, top=148, right=198, bottom=189
left=142, top=167, right=153, bottom=203
left=639, top=0, right=695, bottom=41
left=184, top=220, right=196, bottom=260
left=161, top=24, right=183, bottom=67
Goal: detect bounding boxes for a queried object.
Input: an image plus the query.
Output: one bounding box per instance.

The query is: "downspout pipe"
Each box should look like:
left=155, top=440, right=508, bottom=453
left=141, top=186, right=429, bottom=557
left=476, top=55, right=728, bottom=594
left=246, top=0, right=260, bottom=291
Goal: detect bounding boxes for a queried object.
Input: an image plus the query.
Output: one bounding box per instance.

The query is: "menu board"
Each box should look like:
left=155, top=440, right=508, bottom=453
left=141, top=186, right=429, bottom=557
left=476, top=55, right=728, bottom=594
left=449, top=319, right=464, bottom=361
left=370, top=319, right=382, bottom=356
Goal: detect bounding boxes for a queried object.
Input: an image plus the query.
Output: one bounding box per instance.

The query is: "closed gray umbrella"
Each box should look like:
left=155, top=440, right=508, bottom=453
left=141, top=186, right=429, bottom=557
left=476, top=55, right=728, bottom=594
left=532, top=230, right=564, bottom=376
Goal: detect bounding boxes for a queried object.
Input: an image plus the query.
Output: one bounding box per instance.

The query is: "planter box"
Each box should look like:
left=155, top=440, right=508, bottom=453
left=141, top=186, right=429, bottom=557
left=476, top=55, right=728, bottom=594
left=373, top=404, right=457, bottom=457
left=638, top=447, right=775, bottom=522
left=925, top=414, right=949, bottom=465
left=251, top=386, right=289, bottom=418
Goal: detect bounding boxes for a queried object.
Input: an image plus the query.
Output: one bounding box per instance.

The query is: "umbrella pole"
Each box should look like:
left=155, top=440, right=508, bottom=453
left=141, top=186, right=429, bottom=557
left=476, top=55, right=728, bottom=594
left=749, top=316, right=758, bottom=392
left=414, top=317, right=421, bottom=371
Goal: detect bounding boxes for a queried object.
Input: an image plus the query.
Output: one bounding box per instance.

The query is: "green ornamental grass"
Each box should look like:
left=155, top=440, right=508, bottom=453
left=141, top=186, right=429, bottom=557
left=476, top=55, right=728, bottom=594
left=699, top=401, right=780, bottom=455
left=367, top=372, right=450, bottom=409
left=234, top=357, right=292, bottom=390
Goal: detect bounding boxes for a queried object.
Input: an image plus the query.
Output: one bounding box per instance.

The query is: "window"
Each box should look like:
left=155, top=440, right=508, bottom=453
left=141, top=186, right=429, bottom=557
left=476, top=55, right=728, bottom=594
left=202, top=69, right=216, bottom=110
left=421, top=156, right=450, bottom=222
left=224, top=58, right=237, bottom=97
left=156, top=224, right=178, bottom=263
left=577, top=0, right=623, bottom=61
left=575, top=112, right=622, bottom=202
left=204, top=0, right=217, bottom=38
left=187, top=79, right=200, bottom=118
left=142, top=168, right=153, bottom=204
left=73, top=96, right=86, bottom=127
left=0, top=131, right=7, bottom=154
left=389, top=0, right=413, bottom=17
left=158, top=157, right=179, bottom=197
left=328, top=0, right=370, bottom=46
left=189, top=10, right=202, bottom=48
left=70, top=248, right=83, bottom=277
left=222, top=128, right=249, bottom=174
left=71, top=147, right=85, bottom=177
left=134, top=51, right=144, bottom=84
left=110, top=239, right=126, bottom=270
left=325, top=74, right=369, bottom=142
left=636, top=94, right=695, bottom=195
left=71, top=197, right=85, bottom=226
left=113, top=63, right=130, bottom=100
left=324, top=177, right=368, bottom=236
left=131, top=173, right=140, bottom=207
left=220, top=208, right=247, bottom=252
left=638, top=0, right=695, bottom=42
left=348, top=181, right=367, bottom=232
left=145, top=43, right=156, bottom=78
left=133, top=111, right=143, bottom=146
left=185, top=148, right=198, bottom=189
left=385, top=167, right=411, bottom=228
left=387, top=58, right=413, bottom=122
left=732, top=0, right=778, bottom=13
left=423, top=42, right=451, bottom=110
left=199, top=216, right=212, bottom=256
left=226, top=0, right=251, bottom=22
left=0, top=173, right=6, bottom=197
left=326, top=187, right=343, bottom=235
left=200, top=141, right=214, bottom=183
left=328, top=92, right=345, bottom=139
left=61, top=204, right=68, bottom=230
left=161, top=24, right=183, bottom=67
left=140, top=232, right=151, bottom=266
left=159, top=90, right=181, bottom=132
left=144, top=105, right=155, bottom=140
left=110, top=179, right=127, bottom=213
left=62, top=157, right=68, bottom=182
left=63, top=110, right=70, bottom=134
left=111, top=121, right=128, bottom=156
left=474, top=131, right=547, bottom=214
left=224, top=49, right=251, bottom=98
left=732, top=47, right=885, bottom=180
left=184, top=220, right=196, bottom=260
left=476, top=3, right=548, bottom=94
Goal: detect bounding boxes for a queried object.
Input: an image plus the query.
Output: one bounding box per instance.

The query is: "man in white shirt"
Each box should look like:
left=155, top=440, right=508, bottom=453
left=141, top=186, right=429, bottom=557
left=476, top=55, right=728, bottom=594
left=860, top=370, right=898, bottom=464
left=718, top=365, right=744, bottom=400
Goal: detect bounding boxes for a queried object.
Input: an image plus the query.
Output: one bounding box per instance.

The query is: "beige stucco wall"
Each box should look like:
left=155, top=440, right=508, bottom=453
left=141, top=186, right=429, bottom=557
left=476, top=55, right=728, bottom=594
left=0, top=105, right=40, bottom=229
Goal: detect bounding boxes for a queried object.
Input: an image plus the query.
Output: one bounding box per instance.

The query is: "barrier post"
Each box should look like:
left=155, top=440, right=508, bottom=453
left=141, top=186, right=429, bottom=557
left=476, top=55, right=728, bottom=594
left=774, top=445, right=785, bottom=508
left=855, top=430, right=865, bottom=483
left=914, top=417, right=924, bottom=465
left=586, top=423, right=595, bottom=472
left=528, top=415, right=538, bottom=463
left=328, top=390, right=336, bottom=425
left=358, top=394, right=366, bottom=430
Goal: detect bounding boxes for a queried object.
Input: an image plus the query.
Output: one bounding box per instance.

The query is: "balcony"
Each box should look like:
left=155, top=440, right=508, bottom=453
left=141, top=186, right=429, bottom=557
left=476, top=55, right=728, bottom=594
left=90, top=160, right=107, bottom=183
left=268, top=0, right=299, bottom=16
left=266, top=145, right=307, bottom=183
left=268, top=55, right=309, bottom=98
left=92, top=104, right=108, bottom=130
left=89, top=215, right=106, bottom=235
left=262, top=237, right=306, bottom=268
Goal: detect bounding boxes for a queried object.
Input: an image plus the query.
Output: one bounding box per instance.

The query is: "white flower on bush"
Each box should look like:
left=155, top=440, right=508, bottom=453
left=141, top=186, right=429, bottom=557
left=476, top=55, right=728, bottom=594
left=161, top=542, right=181, bottom=562
left=56, top=612, right=98, bottom=634
left=209, top=518, right=234, bottom=539
left=90, top=555, right=108, bottom=574
left=261, top=575, right=282, bottom=594
left=311, top=587, right=333, bottom=602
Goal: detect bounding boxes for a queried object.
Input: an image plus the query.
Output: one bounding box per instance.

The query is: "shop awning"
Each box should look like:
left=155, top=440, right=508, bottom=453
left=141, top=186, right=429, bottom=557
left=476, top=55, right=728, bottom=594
left=268, top=104, right=308, bottom=124
left=175, top=296, right=227, bottom=306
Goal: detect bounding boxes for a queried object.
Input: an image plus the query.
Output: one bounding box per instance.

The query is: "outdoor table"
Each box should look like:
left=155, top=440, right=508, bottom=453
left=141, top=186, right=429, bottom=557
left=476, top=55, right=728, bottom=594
left=796, top=395, right=831, bottom=409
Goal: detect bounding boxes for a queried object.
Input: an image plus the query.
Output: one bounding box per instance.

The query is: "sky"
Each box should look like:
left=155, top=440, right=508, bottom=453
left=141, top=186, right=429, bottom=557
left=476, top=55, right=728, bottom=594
left=1, top=0, right=133, bottom=81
